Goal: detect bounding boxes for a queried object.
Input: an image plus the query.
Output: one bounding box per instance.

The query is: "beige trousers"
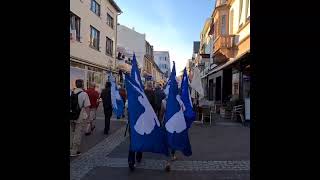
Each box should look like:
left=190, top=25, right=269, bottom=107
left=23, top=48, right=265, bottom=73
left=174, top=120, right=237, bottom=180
left=85, top=108, right=97, bottom=133
left=70, top=109, right=87, bottom=154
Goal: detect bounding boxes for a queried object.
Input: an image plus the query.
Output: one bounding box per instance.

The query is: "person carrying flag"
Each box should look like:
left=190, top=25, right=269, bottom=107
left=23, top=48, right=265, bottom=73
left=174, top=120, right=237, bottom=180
left=125, top=53, right=169, bottom=171
left=163, top=62, right=195, bottom=171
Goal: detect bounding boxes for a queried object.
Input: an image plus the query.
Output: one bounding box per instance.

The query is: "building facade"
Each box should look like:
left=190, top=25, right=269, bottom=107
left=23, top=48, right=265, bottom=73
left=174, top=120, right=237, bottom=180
left=116, top=24, right=146, bottom=73
left=70, top=0, right=122, bottom=92
left=200, top=0, right=250, bottom=119
left=142, top=41, right=165, bottom=86
left=143, top=41, right=154, bottom=84
left=189, top=41, right=201, bottom=99
left=228, top=0, right=250, bottom=102
left=154, top=51, right=171, bottom=78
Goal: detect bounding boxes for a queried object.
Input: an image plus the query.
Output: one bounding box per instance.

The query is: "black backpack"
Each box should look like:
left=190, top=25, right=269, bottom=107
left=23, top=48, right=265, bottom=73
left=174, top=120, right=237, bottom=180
left=70, top=91, right=83, bottom=120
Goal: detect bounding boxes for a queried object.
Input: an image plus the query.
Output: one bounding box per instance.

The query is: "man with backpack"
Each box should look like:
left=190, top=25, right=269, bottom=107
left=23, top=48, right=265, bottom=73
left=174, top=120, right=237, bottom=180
left=70, top=79, right=91, bottom=157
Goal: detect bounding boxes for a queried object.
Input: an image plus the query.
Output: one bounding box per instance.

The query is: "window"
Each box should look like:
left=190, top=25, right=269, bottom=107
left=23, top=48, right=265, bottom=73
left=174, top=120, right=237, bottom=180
left=165, top=57, right=166, bottom=60
left=221, top=15, right=226, bottom=35
left=90, top=26, right=100, bottom=50
left=232, top=73, right=240, bottom=97
left=220, top=0, right=227, bottom=4
left=106, top=37, right=113, bottom=56
left=70, top=12, right=81, bottom=41
left=239, top=0, right=243, bottom=26
left=90, top=0, right=100, bottom=16
left=230, top=10, right=234, bottom=34
left=107, top=13, right=114, bottom=29
left=233, top=83, right=239, bottom=95
left=246, top=0, right=250, bottom=19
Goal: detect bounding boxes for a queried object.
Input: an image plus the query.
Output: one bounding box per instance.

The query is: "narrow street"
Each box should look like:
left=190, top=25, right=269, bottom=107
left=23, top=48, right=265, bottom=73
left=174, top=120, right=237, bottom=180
left=70, top=111, right=250, bottom=180
left=70, top=0, right=251, bottom=179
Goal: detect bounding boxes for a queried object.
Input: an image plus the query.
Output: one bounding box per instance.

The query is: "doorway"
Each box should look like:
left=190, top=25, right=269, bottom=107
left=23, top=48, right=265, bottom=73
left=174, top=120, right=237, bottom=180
left=209, top=79, right=214, bottom=101
left=215, top=76, right=221, bottom=101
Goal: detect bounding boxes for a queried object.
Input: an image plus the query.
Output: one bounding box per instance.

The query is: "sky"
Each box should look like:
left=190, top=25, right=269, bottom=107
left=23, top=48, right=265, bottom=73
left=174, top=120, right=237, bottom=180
left=115, top=0, right=215, bottom=75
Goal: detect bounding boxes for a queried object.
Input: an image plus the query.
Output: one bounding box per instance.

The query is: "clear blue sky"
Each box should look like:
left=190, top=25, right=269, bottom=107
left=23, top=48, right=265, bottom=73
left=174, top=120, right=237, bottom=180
left=115, top=0, right=215, bottom=74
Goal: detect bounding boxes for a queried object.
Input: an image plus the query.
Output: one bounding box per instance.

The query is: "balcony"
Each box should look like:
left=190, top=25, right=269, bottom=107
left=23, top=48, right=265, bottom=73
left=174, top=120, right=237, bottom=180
left=212, top=35, right=237, bottom=64
left=213, top=35, right=236, bottom=53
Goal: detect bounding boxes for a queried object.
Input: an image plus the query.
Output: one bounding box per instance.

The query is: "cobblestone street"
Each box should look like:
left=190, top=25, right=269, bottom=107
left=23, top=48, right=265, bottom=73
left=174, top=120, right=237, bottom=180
left=70, top=110, right=250, bottom=180
left=69, top=0, right=252, bottom=179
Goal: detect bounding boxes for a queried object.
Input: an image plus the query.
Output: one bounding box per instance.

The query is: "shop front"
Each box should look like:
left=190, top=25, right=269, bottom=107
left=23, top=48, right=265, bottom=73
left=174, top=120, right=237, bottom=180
left=70, top=58, right=117, bottom=93
left=229, top=52, right=250, bottom=121
left=240, top=54, right=250, bottom=121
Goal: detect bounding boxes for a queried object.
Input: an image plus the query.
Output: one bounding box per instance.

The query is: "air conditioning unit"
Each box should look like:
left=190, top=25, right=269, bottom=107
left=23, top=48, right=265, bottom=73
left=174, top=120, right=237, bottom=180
left=70, top=30, right=76, bottom=41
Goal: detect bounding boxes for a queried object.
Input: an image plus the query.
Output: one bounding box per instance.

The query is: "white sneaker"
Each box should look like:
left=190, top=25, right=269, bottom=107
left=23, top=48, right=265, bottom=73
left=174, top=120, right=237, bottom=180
left=70, top=151, right=81, bottom=157
left=171, top=155, right=177, bottom=161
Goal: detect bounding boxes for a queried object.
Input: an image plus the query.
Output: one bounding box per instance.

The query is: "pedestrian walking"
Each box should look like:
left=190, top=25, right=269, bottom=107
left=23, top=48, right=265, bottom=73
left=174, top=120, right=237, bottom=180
left=70, top=79, right=91, bottom=157
left=160, top=96, right=177, bottom=171
left=119, top=85, right=127, bottom=118
left=154, top=83, right=166, bottom=119
left=85, top=82, right=100, bottom=136
left=128, top=81, right=156, bottom=171
left=144, top=81, right=156, bottom=110
left=100, top=81, right=112, bottom=135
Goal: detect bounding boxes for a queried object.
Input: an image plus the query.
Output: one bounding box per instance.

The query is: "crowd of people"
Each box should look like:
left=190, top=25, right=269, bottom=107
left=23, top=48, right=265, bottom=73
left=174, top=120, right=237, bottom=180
left=70, top=79, right=197, bottom=172
left=70, top=79, right=127, bottom=157
left=69, top=79, right=167, bottom=157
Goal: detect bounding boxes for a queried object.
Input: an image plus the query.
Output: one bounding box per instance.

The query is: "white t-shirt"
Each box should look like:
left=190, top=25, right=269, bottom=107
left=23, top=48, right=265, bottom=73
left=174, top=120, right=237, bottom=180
left=73, top=88, right=91, bottom=108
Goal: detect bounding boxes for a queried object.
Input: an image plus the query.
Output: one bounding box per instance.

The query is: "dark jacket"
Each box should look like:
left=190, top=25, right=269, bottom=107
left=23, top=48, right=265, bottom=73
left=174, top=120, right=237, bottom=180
left=154, top=87, right=165, bottom=110
left=144, top=89, right=156, bottom=111
left=100, top=88, right=112, bottom=110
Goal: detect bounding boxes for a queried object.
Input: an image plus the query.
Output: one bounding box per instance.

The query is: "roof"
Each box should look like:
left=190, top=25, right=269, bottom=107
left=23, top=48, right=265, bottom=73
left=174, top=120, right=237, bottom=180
left=153, top=51, right=169, bottom=53
left=109, top=0, right=122, bottom=13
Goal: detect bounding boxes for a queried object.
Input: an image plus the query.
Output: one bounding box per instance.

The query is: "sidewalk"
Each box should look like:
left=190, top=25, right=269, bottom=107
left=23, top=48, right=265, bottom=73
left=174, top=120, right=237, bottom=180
left=70, top=104, right=127, bottom=162
left=71, top=121, right=250, bottom=180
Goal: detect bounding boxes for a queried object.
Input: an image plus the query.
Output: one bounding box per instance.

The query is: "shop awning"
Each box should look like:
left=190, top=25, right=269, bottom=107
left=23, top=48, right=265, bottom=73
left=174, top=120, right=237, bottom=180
left=201, top=50, right=250, bottom=79
left=200, top=58, right=237, bottom=79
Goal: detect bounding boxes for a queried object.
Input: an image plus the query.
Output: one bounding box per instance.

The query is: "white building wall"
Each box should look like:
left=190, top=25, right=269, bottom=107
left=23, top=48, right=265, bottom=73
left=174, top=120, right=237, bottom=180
left=230, top=0, right=250, bottom=44
left=70, top=0, right=121, bottom=92
left=154, top=51, right=171, bottom=77
left=117, top=24, right=146, bottom=70
left=70, top=0, right=118, bottom=68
